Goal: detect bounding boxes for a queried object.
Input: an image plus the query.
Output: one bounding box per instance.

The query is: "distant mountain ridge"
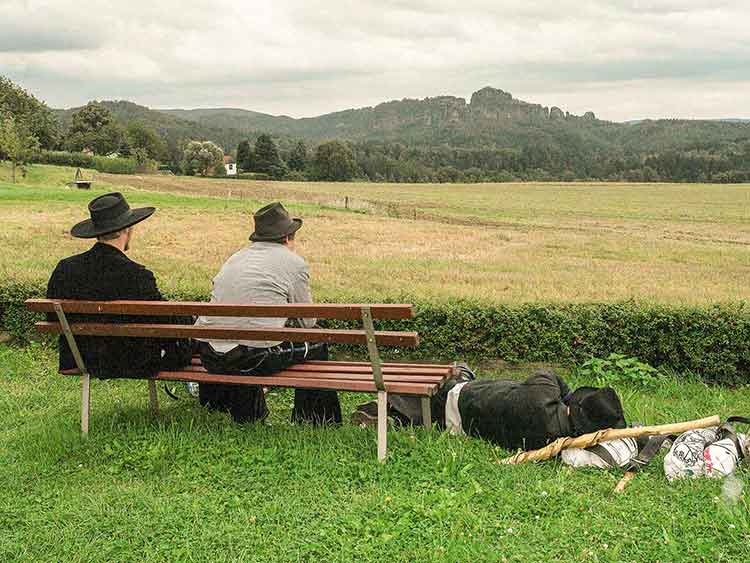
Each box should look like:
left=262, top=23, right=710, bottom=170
left=159, top=87, right=603, bottom=142
left=55, top=87, right=749, bottom=155
left=625, top=118, right=750, bottom=124
left=152, top=88, right=748, bottom=162
left=52, top=87, right=749, bottom=184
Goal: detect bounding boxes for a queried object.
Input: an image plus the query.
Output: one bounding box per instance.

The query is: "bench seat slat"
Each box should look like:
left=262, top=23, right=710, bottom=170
left=282, top=364, right=450, bottom=376
left=25, top=299, right=413, bottom=320
left=35, top=321, right=419, bottom=347
left=187, top=358, right=452, bottom=371
left=303, top=360, right=453, bottom=370
left=177, top=365, right=447, bottom=383
left=153, top=371, right=438, bottom=395
left=60, top=365, right=447, bottom=383
left=62, top=361, right=451, bottom=376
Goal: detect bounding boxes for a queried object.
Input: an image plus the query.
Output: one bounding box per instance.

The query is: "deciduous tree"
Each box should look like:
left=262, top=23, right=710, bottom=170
left=0, top=75, right=59, bottom=149
left=0, top=113, right=40, bottom=183
left=67, top=102, right=126, bottom=155
left=313, top=140, right=356, bottom=181
left=126, top=122, right=167, bottom=161
left=181, top=140, right=224, bottom=176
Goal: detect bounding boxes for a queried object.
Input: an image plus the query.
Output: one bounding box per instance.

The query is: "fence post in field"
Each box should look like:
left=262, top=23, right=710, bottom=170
left=345, top=196, right=349, bottom=209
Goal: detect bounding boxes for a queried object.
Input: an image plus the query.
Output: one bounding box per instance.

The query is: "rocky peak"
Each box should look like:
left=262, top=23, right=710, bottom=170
left=550, top=106, right=565, bottom=120
left=466, top=87, right=597, bottom=124
left=347, top=87, right=598, bottom=132
left=469, top=86, right=514, bottom=105
left=469, top=87, right=548, bottom=121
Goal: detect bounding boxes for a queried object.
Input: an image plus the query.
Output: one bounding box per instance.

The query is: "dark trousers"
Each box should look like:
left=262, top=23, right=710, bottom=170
left=363, top=365, right=476, bottom=427
left=198, top=341, right=342, bottom=425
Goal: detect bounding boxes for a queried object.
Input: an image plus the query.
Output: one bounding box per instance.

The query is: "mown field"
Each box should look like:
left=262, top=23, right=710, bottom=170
left=2, top=163, right=750, bottom=561
left=2, top=344, right=749, bottom=562
left=1, top=163, right=749, bottom=304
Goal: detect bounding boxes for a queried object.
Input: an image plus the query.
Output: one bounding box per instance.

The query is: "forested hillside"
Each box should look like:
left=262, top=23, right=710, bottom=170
left=54, top=101, right=249, bottom=166
left=4, top=74, right=748, bottom=183
left=159, top=87, right=750, bottom=183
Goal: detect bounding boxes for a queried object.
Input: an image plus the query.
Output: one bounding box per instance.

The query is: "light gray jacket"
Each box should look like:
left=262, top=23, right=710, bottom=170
left=195, top=242, right=315, bottom=351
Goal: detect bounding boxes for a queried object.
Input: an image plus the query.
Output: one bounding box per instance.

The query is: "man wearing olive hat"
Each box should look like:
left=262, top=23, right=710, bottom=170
left=195, top=202, right=341, bottom=425
left=45, top=192, right=192, bottom=378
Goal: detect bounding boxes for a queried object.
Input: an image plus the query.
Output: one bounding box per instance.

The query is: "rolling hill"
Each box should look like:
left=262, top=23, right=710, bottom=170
left=51, top=87, right=749, bottom=182
left=156, top=87, right=749, bottom=158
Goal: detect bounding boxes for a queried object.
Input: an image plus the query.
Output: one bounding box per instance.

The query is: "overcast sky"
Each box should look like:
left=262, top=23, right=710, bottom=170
left=1, top=0, right=748, bottom=121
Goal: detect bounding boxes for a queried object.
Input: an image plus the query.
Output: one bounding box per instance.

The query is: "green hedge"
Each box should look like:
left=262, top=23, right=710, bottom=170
left=34, top=150, right=96, bottom=169
left=2, top=279, right=749, bottom=383
left=34, top=151, right=139, bottom=174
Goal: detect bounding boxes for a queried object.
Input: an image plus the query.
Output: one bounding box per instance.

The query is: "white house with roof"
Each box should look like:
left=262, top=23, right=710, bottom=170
left=223, top=155, right=237, bottom=176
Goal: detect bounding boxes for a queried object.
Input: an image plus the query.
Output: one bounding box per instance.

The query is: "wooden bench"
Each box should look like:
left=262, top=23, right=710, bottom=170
left=25, top=299, right=457, bottom=461
left=68, top=167, right=94, bottom=189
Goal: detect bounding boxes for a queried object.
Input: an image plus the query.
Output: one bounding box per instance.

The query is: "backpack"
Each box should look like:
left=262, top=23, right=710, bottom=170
left=664, top=417, right=749, bottom=481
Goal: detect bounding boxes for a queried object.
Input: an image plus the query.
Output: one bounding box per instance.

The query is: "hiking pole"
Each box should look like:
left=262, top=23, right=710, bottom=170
left=499, top=415, right=720, bottom=465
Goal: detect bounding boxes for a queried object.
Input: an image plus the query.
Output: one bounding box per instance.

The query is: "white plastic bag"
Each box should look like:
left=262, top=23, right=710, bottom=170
left=704, top=434, right=748, bottom=478
left=561, top=438, right=639, bottom=469
left=663, top=427, right=748, bottom=481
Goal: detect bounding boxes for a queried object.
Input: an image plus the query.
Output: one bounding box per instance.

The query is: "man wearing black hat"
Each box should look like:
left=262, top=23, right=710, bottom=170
left=445, top=370, right=626, bottom=450
left=195, top=202, right=342, bottom=425
left=355, top=368, right=626, bottom=451
left=45, top=192, right=192, bottom=378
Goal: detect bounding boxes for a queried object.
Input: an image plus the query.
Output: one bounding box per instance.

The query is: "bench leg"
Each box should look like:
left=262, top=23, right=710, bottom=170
left=81, top=373, right=90, bottom=435
left=148, top=379, right=160, bottom=417
left=377, top=390, right=388, bottom=463
left=421, top=397, right=432, bottom=431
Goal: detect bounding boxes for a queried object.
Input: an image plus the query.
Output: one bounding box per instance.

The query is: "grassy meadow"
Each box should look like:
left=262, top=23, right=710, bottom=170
left=2, top=343, right=749, bottom=562
left=2, top=163, right=750, bottom=304
left=2, top=163, right=750, bottom=561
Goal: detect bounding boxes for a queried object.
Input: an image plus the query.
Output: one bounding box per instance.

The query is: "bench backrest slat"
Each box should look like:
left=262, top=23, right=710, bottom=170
left=25, top=299, right=413, bottom=320
left=35, top=321, right=420, bottom=347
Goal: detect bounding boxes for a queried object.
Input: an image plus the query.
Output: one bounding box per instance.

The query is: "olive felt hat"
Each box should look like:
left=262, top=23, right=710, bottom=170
left=249, top=202, right=303, bottom=242
left=70, top=192, right=155, bottom=238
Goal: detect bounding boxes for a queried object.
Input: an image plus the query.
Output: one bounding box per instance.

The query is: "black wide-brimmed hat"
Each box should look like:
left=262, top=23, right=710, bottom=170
left=249, top=202, right=302, bottom=242
left=568, top=386, right=626, bottom=435
left=70, top=192, right=155, bottom=239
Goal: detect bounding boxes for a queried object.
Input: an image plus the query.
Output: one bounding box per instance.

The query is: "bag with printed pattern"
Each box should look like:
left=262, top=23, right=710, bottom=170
left=663, top=417, right=749, bottom=481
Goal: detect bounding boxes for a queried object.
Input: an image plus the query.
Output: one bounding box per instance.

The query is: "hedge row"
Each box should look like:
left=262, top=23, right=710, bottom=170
left=32, top=150, right=147, bottom=174
left=2, top=280, right=749, bottom=383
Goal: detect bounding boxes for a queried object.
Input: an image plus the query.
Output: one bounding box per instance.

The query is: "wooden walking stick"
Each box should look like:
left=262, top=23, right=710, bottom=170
left=614, top=434, right=672, bottom=493
left=499, top=415, right=720, bottom=465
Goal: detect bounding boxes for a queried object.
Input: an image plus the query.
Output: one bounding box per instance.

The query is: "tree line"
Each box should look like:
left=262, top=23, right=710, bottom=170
left=227, top=136, right=750, bottom=184
left=231, top=135, right=356, bottom=181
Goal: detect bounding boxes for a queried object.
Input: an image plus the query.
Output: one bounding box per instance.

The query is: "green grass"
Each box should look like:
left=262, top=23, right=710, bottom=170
left=3, top=163, right=750, bottom=560
left=2, top=343, right=749, bottom=562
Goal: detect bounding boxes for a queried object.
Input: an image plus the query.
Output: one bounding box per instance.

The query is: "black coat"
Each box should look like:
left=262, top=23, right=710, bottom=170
left=45, top=242, right=192, bottom=378
left=457, top=370, right=574, bottom=450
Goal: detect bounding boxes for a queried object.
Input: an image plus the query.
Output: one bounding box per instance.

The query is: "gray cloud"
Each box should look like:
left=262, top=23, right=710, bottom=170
left=0, top=0, right=748, bottom=121
left=0, top=31, right=102, bottom=53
